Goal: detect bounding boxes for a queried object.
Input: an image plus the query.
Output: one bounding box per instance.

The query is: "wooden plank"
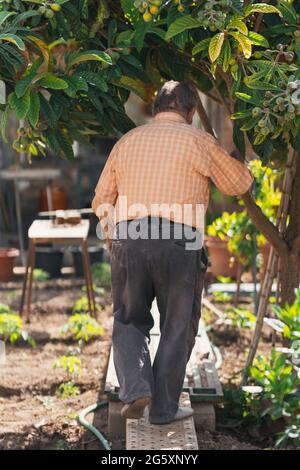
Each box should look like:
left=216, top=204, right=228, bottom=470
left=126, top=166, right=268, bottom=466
left=202, top=359, right=223, bottom=399
left=126, top=392, right=198, bottom=450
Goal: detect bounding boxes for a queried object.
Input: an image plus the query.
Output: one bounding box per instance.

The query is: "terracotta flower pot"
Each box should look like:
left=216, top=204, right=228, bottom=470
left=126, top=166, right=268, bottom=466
left=0, top=248, right=19, bottom=282
left=39, top=187, right=67, bottom=212
left=205, top=236, right=238, bottom=279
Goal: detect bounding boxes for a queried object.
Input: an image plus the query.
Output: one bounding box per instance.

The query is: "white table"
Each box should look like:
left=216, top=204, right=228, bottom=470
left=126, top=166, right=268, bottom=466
left=20, top=219, right=96, bottom=322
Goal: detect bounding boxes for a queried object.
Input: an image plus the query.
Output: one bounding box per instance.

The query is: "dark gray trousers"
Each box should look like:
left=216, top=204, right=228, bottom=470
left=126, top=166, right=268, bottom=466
left=110, top=218, right=207, bottom=423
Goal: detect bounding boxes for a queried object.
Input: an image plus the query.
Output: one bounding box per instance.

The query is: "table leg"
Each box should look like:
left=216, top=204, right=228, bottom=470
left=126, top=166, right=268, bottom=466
left=25, top=240, right=36, bottom=324
left=81, top=240, right=96, bottom=318
left=14, top=179, right=26, bottom=266
left=19, top=240, right=32, bottom=316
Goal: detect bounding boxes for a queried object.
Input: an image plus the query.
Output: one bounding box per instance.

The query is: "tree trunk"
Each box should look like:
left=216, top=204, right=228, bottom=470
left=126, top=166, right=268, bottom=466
left=279, top=154, right=300, bottom=305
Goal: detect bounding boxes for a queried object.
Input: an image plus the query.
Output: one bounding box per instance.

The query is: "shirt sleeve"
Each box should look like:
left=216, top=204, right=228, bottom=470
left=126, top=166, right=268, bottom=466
left=91, top=145, right=118, bottom=218
left=204, top=133, right=253, bottom=196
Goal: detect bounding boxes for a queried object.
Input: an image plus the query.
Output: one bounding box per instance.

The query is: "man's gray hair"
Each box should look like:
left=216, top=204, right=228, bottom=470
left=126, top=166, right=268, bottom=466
left=153, top=81, right=199, bottom=117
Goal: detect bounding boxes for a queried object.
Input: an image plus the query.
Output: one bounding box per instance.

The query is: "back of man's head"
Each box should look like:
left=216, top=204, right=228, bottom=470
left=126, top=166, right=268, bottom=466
left=153, top=81, right=199, bottom=119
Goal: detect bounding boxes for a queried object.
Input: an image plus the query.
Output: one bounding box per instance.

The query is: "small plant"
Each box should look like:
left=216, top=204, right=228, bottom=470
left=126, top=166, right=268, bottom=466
left=33, top=269, right=50, bottom=282
left=225, top=307, right=256, bottom=329
left=58, top=381, right=80, bottom=399
left=0, top=305, right=35, bottom=346
left=53, top=355, right=82, bottom=399
left=217, top=276, right=232, bottom=284
left=81, top=284, right=105, bottom=296
left=61, top=313, right=103, bottom=344
left=73, top=296, right=102, bottom=315
left=276, top=418, right=300, bottom=448
left=53, top=355, right=82, bottom=377
left=272, top=288, right=300, bottom=343
left=250, top=350, right=300, bottom=424
left=91, top=262, right=111, bottom=286
left=212, top=290, right=233, bottom=303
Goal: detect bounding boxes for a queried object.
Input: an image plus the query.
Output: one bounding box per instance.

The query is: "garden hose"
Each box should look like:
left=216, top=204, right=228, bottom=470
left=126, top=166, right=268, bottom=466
left=77, top=401, right=111, bottom=450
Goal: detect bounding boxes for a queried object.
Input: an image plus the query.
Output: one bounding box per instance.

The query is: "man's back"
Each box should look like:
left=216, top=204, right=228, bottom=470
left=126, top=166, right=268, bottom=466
left=92, top=111, right=252, bottom=230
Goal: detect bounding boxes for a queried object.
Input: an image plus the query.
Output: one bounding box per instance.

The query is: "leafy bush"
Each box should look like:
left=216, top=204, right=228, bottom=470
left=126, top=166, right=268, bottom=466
left=33, top=269, right=50, bottom=282
left=72, top=296, right=102, bottom=315
left=58, top=381, right=80, bottom=399
left=211, top=290, right=233, bottom=303
left=272, top=288, right=300, bottom=342
left=53, top=355, right=82, bottom=377
left=91, top=262, right=111, bottom=286
left=61, top=313, right=103, bottom=343
left=225, top=307, right=256, bottom=329
left=0, top=304, right=35, bottom=346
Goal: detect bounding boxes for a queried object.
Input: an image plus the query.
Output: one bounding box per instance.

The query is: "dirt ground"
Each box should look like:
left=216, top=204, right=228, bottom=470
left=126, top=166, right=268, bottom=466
left=0, top=278, right=279, bottom=450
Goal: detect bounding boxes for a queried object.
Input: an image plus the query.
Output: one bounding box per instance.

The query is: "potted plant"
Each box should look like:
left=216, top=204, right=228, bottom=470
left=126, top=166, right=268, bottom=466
left=206, top=160, right=281, bottom=282
left=206, top=212, right=239, bottom=279
left=0, top=248, right=19, bottom=282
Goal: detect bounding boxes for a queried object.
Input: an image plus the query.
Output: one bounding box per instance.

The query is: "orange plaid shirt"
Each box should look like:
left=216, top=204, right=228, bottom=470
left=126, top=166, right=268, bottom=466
left=92, top=111, right=253, bottom=231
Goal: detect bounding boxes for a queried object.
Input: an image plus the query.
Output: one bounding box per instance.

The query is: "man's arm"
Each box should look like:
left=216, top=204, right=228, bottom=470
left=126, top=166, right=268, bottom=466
left=92, top=146, right=118, bottom=252
left=204, top=133, right=253, bottom=195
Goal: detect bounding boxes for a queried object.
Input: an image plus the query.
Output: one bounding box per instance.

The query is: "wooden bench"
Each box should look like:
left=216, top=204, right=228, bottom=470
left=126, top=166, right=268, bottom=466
left=105, top=300, right=223, bottom=448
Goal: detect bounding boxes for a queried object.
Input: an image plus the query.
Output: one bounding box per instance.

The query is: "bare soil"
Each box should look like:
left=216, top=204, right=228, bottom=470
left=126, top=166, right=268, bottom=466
left=0, top=281, right=280, bottom=450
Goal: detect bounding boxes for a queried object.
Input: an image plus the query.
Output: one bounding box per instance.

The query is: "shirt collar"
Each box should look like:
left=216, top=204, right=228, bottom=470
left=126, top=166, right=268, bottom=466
left=153, top=111, right=187, bottom=124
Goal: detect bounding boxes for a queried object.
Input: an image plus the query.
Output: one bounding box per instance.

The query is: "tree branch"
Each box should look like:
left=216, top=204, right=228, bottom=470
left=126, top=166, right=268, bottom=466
left=242, top=192, right=288, bottom=256
left=196, top=96, right=288, bottom=257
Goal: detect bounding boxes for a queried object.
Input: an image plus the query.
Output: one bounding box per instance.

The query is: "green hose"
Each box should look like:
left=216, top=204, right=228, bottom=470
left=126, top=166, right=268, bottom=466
left=78, top=401, right=111, bottom=450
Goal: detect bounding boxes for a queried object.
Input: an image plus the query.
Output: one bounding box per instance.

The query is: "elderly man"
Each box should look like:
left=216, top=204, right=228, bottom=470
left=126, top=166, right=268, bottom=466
left=92, top=81, right=253, bottom=424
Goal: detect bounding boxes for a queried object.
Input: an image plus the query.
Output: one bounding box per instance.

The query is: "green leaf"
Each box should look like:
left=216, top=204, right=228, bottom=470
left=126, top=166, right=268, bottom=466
left=248, top=31, right=269, bottom=48
left=222, top=40, right=232, bottom=72
left=228, top=18, right=248, bottom=35
left=10, top=10, right=40, bottom=27
left=229, top=32, right=252, bottom=58
left=235, top=92, right=255, bottom=103
left=0, top=11, right=16, bottom=26
left=9, top=91, right=31, bottom=119
left=15, top=72, right=36, bottom=98
left=39, top=94, right=57, bottom=128
left=277, top=1, right=297, bottom=24
left=192, top=37, right=210, bottom=56
left=165, top=15, right=201, bottom=41
left=80, top=71, right=108, bottom=92
left=0, top=34, right=25, bottom=51
left=244, top=78, right=281, bottom=91
left=35, top=74, right=68, bottom=90
left=56, top=130, right=74, bottom=160
left=240, top=117, right=258, bottom=131
left=0, top=106, right=9, bottom=143
left=253, top=132, right=266, bottom=145
left=231, top=109, right=252, bottom=120
left=245, top=4, right=282, bottom=17
left=63, top=75, right=89, bottom=97
left=113, top=76, right=148, bottom=101
left=28, top=93, right=40, bottom=128
left=66, top=50, right=113, bottom=70
left=209, top=32, right=225, bottom=63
